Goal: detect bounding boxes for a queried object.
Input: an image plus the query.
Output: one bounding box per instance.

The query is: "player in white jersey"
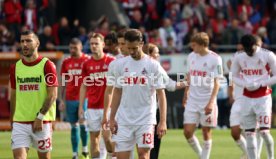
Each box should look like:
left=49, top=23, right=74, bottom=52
left=109, top=29, right=167, bottom=159
left=183, top=32, right=223, bottom=159
left=231, top=34, right=275, bottom=159
left=228, top=36, right=265, bottom=159
left=143, top=43, right=186, bottom=159
left=228, top=52, right=249, bottom=159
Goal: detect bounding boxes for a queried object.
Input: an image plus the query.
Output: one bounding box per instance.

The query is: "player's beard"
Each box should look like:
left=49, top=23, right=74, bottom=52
left=21, top=48, right=35, bottom=58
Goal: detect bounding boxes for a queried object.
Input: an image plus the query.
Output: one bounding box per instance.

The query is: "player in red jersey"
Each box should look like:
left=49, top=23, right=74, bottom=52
left=60, top=38, right=90, bottom=159
left=78, top=33, right=115, bottom=159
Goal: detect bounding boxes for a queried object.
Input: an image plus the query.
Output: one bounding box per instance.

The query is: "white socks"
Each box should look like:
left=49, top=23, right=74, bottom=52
left=236, top=136, right=247, bottom=154
left=201, top=140, right=212, bottom=159
left=245, top=131, right=257, bottom=159
left=187, top=136, right=202, bottom=157
left=260, top=130, right=274, bottom=159
left=256, top=131, right=263, bottom=158
left=100, top=138, right=107, bottom=159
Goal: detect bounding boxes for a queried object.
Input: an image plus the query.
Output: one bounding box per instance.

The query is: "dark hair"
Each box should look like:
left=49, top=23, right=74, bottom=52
left=117, top=29, right=127, bottom=39
left=105, top=32, right=118, bottom=44
left=124, top=29, right=143, bottom=42
left=240, top=34, right=256, bottom=57
left=70, top=38, right=82, bottom=45
left=21, top=30, right=38, bottom=40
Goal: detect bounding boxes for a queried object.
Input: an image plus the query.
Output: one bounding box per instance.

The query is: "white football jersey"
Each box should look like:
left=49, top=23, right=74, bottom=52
left=114, top=55, right=165, bottom=125
left=231, top=47, right=276, bottom=98
left=106, top=55, right=127, bottom=86
left=187, top=51, right=223, bottom=106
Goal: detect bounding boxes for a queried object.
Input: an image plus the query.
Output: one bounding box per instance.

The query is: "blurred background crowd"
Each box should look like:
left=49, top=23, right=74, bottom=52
left=1, top=0, right=276, bottom=54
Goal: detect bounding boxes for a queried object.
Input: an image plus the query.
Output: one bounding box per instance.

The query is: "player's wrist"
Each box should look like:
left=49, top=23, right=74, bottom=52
left=36, top=112, right=45, bottom=120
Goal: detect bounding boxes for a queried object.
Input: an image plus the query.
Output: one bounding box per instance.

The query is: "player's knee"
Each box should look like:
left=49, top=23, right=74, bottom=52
left=231, top=129, right=240, bottom=141
left=183, top=129, right=193, bottom=139
left=137, top=149, right=150, bottom=159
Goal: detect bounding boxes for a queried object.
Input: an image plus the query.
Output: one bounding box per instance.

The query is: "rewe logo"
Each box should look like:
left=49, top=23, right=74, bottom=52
left=19, top=84, right=40, bottom=91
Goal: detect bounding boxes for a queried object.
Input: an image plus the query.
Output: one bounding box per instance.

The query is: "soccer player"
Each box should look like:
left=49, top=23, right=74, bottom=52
left=228, top=35, right=265, bottom=159
left=231, top=34, right=275, bottom=159
left=10, top=30, right=58, bottom=159
left=78, top=33, right=115, bottom=159
left=183, top=32, right=222, bottom=159
left=104, top=31, right=124, bottom=59
left=60, top=38, right=90, bottom=159
left=109, top=29, right=167, bottom=159
left=143, top=43, right=186, bottom=159
left=102, top=29, right=129, bottom=129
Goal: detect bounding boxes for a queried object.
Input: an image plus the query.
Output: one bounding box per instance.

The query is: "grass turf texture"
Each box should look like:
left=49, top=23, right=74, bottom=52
left=1, top=129, right=275, bottom=159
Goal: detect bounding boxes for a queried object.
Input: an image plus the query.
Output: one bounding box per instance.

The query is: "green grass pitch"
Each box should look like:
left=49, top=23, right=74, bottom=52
left=1, top=129, right=275, bottom=159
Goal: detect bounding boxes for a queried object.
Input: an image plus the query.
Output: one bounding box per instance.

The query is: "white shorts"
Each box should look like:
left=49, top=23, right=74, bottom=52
left=87, top=109, right=103, bottom=132
left=183, top=103, right=218, bottom=127
left=241, top=95, right=272, bottom=130
left=230, top=98, right=242, bottom=127
left=11, top=122, right=52, bottom=152
left=113, top=124, right=154, bottom=152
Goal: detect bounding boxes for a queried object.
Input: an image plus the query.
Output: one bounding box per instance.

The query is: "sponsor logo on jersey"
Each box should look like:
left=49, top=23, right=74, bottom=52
left=190, top=70, right=207, bottom=77
left=17, top=76, right=42, bottom=83
left=89, top=72, right=107, bottom=79
left=124, top=76, right=147, bottom=85
left=17, top=76, right=42, bottom=91
left=241, top=69, right=263, bottom=75
left=68, top=69, right=82, bottom=75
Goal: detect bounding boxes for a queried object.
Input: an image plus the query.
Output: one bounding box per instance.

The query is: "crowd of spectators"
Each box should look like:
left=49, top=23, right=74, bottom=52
left=0, top=0, right=276, bottom=54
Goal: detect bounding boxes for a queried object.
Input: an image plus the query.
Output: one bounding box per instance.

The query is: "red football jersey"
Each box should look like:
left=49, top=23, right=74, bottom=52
left=61, top=53, right=90, bottom=100
left=81, top=54, right=115, bottom=109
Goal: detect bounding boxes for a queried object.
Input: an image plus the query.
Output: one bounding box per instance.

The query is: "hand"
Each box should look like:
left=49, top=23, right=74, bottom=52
left=157, top=121, right=167, bottom=139
left=245, top=82, right=261, bottom=91
left=109, top=119, right=118, bottom=135
left=33, top=118, right=43, bottom=132
left=228, top=96, right=234, bottom=105
left=185, top=74, right=190, bottom=86
left=204, top=102, right=214, bottom=115
left=58, top=100, right=66, bottom=112
left=78, top=107, right=85, bottom=123
left=101, top=116, right=109, bottom=130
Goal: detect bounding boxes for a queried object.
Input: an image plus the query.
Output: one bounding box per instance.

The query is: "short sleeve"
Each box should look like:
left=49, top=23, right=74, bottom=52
left=10, top=64, right=16, bottom=89
left=153, top=62, right=166, bottom=89
left=212, top=56, right=223, bottom=78
left=106, top=61, right=116, bottom=86
left=44, top=60, right=58, bottom=87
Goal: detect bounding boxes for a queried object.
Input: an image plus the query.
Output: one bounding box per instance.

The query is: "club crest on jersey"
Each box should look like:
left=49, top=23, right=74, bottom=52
left=69, top=64, right=72, bottom=68
left=142, top=68, right=148, bottom=75
left=90, top=66, right=93, bottom=70
left=203, top=63, right=207, bottom=67
left=96, top=66, right=100, bottom=70
left=74, top=63, right=79, bottom=67
left=103, top=64, right=108, bottom=69
left=124, top=68, right=129, bottom=72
